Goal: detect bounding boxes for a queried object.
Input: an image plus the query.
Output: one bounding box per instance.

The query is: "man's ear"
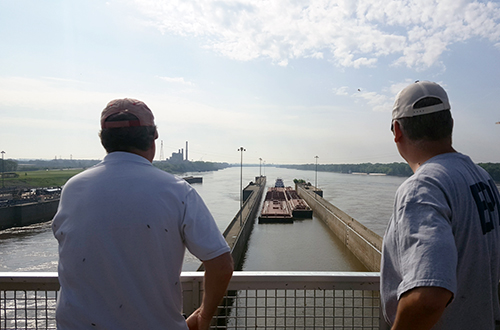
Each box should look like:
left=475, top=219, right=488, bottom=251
left=393, top=120, right=403, bottom=143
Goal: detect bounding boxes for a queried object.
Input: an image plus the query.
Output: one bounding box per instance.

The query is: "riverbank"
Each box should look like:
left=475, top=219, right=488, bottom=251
left=0, top=169, right=83, bottom=190
left=1, top=161, right=230, bottom=190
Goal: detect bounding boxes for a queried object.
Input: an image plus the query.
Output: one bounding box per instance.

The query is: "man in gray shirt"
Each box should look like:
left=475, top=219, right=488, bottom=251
left=381, top=81, right=500, bottom=329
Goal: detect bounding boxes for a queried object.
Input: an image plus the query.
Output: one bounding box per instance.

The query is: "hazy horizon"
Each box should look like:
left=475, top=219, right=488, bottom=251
left=7, top=157, right=498, bottom=166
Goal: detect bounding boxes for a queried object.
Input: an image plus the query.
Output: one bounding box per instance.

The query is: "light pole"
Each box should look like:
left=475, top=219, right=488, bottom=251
left=259, top=158, right=262, bottom=177
left=314, top=155, right=319, bottom=197
left=238, top=147, right=246, bottom=226
left=1, top=151, right=5, bottom=189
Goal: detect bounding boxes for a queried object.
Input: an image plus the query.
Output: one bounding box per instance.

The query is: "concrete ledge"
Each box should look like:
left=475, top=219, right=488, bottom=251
left=297, top=184, right=382, bottom=272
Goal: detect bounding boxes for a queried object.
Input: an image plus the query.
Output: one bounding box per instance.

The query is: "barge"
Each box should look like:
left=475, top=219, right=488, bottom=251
left=258, top=179, right=313, bottom=223
left=259, top=187, right=294, bottom=223
left=285, top=187, right=313, bottom=219
left=183, top=176, right=203, bottom=184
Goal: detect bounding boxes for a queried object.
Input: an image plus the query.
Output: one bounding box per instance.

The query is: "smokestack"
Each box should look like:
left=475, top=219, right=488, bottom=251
left=186, top=141, right=188, bottom=161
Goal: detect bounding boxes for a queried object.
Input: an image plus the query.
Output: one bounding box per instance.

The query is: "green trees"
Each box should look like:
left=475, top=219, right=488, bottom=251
left=0, top=159, right=18, bottom=172
left=280, top=162, right=413, bottom=177
left=281, top=162, right=500, bottom=182
left=154, top=160, right=229, bottom=174
left=478, top=163, right=500, bottom=182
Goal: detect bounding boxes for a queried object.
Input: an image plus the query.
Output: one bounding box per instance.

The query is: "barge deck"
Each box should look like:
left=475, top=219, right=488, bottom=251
left=258, top=187, right=293, bottom=223
left=258, top=179, right=313, bottom=223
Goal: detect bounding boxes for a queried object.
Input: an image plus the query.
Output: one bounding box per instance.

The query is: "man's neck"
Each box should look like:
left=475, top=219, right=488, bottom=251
left=405, top=139, right=456, bottom=172
left=108, top=148, right=154, bottom=163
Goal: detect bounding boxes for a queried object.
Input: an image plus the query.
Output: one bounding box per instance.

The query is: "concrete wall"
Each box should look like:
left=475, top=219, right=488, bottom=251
left=224, top=176, right=266, bottom=270
left=297, top=184, right=382, bottom=272
left=0, top=200, right=59, bottom=230
left=198, top=176, right=266, bottom=271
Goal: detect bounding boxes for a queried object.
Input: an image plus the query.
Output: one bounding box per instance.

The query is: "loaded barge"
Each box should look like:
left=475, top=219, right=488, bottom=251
left=259, top=179, right=312, bottom=223
left=285, top=187, right=313, bottom=219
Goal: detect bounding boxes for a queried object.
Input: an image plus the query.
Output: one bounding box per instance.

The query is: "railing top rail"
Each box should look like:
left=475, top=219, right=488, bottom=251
left=0, top=271, right=59, bottom=282
left=1, top=271, right=381, bottom=291
left=183, top=271, right=380, bottom=280
left=0, top=271, right=380, bottom=280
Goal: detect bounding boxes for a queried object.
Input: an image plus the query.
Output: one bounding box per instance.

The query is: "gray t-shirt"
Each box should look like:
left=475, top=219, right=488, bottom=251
left=381, top=152, right=500, bottom=329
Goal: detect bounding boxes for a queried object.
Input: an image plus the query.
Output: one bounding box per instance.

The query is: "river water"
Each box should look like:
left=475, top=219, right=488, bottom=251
left=0, top=166, right=407, bottom=273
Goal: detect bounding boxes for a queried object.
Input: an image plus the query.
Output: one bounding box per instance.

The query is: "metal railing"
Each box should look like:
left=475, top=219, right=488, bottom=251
left=1, top=271, right=389, bottom=330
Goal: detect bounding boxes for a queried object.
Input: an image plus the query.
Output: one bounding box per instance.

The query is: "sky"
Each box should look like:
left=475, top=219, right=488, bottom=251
left=1, top=0, right=499, bottom=165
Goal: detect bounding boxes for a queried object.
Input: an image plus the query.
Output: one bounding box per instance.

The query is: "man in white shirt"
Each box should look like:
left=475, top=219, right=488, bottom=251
left=53, top=98, right=233, bottom=330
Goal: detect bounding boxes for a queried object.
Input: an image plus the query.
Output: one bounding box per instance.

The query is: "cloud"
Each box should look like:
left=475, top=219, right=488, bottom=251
left=333, top=86, right=349, bottom=96
left=334, top=80, right=416, bottom=113
left=355, top=90, right=392, bottom=113
left=158, top=76, right=195, bottom=86
left=130, top=0, right=500, bottom=69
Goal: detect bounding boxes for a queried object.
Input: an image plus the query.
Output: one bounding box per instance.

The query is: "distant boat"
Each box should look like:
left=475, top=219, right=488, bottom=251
left=183, top=176, right=202, bottom=184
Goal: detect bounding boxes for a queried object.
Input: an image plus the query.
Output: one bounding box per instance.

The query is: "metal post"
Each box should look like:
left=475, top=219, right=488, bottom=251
left=259, top=158, right=262, bottom=177
left=1, top=151, right=5, bottom=189
left=314, top=156, right=319, bottom=198
left=238, top=147, right=246, bottom=227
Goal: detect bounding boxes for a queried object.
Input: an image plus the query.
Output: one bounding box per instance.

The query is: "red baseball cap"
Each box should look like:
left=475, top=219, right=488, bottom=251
left=101, top=98, right=155, bottom=129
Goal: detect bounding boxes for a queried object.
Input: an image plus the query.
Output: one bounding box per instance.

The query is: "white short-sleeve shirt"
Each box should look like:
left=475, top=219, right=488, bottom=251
left=53, top=152, right=230, bottom=330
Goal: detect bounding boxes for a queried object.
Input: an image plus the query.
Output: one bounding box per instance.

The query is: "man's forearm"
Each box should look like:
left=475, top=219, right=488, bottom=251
left=200, top=252, right=234, bottom=318
left=392, top=287, right=452, bottom=330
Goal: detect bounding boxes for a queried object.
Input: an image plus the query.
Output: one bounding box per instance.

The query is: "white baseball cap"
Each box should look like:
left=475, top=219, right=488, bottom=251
left=392, top=81, right=450, bottom=120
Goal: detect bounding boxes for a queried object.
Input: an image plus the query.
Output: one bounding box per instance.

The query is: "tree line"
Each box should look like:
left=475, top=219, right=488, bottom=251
left=279, top=162, right=414, bottom=177
left=0, top=159, right=19, bottom=172
left=280, top=162, right=500, bottom=182
left=478, top=163, right=500, bottom=183
left=3, top=159, right=500, bottom=182
left=154, top=160, right=230, bottom=174
left=11, top=159, right=101, bottom=171
left=1, top=158, right=230, bottom=175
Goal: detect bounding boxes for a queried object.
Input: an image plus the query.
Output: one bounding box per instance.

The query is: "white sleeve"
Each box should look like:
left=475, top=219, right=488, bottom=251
left=181, top=189, right=230, bottom=261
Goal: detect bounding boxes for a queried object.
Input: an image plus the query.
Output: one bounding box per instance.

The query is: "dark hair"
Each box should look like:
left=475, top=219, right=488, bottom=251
left=392, top=96, right=453, bottom=141
left=99, top=113, right=157, bottom=153
left=397, top=109, right=453, bottom=141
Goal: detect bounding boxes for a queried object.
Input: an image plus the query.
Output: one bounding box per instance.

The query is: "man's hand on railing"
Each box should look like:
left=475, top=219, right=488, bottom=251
left=186, top=308, right=212, bottom=330
left=186, top=252, right=234, bottom=330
